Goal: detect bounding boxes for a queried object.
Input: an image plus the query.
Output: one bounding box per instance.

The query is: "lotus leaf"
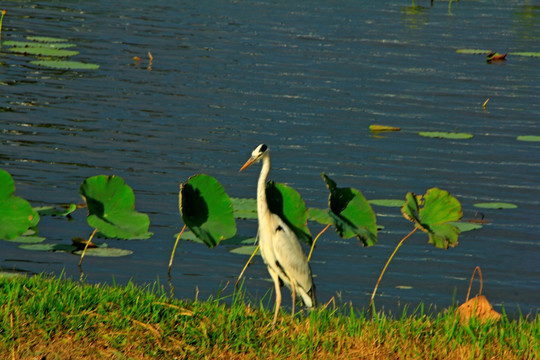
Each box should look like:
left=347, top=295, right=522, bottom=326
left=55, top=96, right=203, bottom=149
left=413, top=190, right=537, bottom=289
left=230, top=245, right=260, bottom=256
left=79, top=175, right=150, bottom=239
left=3, top=40, right=76, bottom=49
left=369, top=199, right=405, bottom=207
left=419, top=131, right=473, bottom=139
left=179, top=174, right=236, bottom=248
left=517, top=135, right=540, bottom=142
left=34, top=204, right=77, bottom=217
left=30, top=60, right=99, bottom=70
left=7, top=47, right=79, bottom=57
left=19, top=243, right=76, bottom=252
left=321, top=173, right=377, bottom=246
left=448, top=221, right=483, bottom=232
left=74, top=247, right=133, bottom=257
left=508, top=52, right=540, bottom=57
left=0, top=169, right=39, bottom=240
left=26, top=36, right=68, bottom=42
left=266, top=181, right=311, bottom=245
left=401, top=188, right=462, bottom=249
left=6, top=235, right=46, bottom=244
left=231, top=197, right=257, bottom=219
left=474, top=202, right=517, bottom=209
left=456, top=49, right=492, bottom=54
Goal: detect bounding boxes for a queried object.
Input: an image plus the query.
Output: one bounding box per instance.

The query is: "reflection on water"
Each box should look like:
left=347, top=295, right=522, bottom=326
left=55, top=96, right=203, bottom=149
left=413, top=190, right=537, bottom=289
left=1, top=0, right=539, bottom=316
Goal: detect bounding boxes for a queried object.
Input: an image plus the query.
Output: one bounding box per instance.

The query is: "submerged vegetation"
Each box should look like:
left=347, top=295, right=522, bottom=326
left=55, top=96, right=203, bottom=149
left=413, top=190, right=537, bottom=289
left=0, top=274, right=537, bottom=360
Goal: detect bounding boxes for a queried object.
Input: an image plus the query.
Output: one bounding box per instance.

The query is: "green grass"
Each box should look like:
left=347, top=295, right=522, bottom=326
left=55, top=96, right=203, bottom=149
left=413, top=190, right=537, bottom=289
left=0, top=273, right=538, bottom=359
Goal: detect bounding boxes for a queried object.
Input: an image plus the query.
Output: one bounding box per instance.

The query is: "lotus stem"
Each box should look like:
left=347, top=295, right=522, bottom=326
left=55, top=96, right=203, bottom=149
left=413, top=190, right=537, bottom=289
left=307, top=224, right=331, bottom=262
left=235, top=244, right=260, bottom=290
left=465, top=266, right=483, bottom=302
left=0, top=10, right=6, bottom=43
left=168, top=224, right=187, bottom=276
left=369, top=226, right=418, bottom=316
left=78, top=228, right=98, bottom=267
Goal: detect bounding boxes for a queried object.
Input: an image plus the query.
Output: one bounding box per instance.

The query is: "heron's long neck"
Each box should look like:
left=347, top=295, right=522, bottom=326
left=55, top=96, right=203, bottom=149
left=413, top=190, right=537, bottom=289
left=257, top=153, right=271, bottom=218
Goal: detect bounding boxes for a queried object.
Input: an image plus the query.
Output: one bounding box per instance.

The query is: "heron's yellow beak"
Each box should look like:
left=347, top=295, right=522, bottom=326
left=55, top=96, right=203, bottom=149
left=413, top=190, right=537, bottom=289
left=239, top=157, right=256, bottom=172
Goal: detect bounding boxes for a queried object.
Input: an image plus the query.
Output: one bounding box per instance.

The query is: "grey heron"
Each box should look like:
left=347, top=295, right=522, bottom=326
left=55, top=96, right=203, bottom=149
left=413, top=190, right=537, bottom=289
left=239, top=144, right=316, bottom=327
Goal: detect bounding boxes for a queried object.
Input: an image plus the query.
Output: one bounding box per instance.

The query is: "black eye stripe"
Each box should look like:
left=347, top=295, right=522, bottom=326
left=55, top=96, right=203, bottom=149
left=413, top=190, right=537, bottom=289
left=260, top=144, right=268, bottom=152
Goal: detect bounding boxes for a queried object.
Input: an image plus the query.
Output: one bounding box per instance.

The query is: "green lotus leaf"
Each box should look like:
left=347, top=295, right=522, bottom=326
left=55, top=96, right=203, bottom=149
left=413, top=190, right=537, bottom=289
left=369, top=199, right=405, bottom=207
left=19, top=243, right=76, bottom=252
left=7, top=47, right=79, bottom=57
left=307, top=207, right=334, bottom=225
left=34, top=203, right=77, bottom=217
left=79, top=175, right=150, bottom=239
left=321, top=173, right=377, bottom=246
left=401, top=188, right=462, bottom=249
left=456, top=49, right=492, bottom=54
left=179, top=174, right=236, bottom=248
left=74, top=247, right=133, bottom=257
left=230, top=245, right=260, bottom=256
left=0, top=169, right=40, bottom=240
left=266, top=181, right=312, bottom=245
left=26, top=36, right=68, bottom=42
left=3, top=41, right=76, bottom=49
left=474, top=202, right=518, bottom=209
left=30, top=60, right=99, bottom=70
left=419, top=131, right=473, bottom=140
left=509, top=52, right=540, bottom=57
left=448, top=221, right=483, bottom=232
left=230, top=197, right=257, bottom=219
left=517, top=135, right=540, bottom=142
left=6, top=235, right=46, bottom=244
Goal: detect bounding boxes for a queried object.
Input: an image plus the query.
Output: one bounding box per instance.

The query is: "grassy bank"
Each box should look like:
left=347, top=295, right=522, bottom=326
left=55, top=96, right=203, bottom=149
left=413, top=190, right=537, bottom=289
left=0, top=274, right=538, bottom=359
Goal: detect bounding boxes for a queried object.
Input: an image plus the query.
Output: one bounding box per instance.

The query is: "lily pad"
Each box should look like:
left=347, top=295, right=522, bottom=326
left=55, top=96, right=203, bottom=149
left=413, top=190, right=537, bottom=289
left=474, top=202, right=517, bottom=210
left=5, top=235, right=46, bottom=244
left=231, top=197, right=257, bottom=219
left=419, top=132, right=473, bottom=140
left=509, top=52, right=540, bottom=57
left=401, top=188, right=463, bottom=249
left=517, top=135, right=540, bottom=142
left=74, top=247, right=133, bottom=257
left=180, top=174, right=236, bottom=248
left=3, top=41, right=76, bottom=49
left=34, top=204, right=77, bottom=217
left=456, top=49, right=492, bottom=55
left=19, top=243, right=76, bottom=252
left=7, top=47, right=79, bottom=57
left=30, top=60, right=99, bottom=70
left=26, top=36, right=68, bottom=43
left=79, top=175, right=150, bottom=239
left=0, top=169, right=40, bottom=240
left=448, top=221, right=483, bottom=232
left=320, top=173, right=377, bottom=246
left=230, top=245, right=260, bottom=256
left=369, top=199, right=405, bottom=207
left=266, top=181, right=312, bottom=245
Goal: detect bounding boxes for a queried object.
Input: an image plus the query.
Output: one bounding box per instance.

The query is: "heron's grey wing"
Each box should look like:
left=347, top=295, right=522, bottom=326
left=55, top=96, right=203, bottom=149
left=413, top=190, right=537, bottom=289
left=269, top=213, right=313, bottom=294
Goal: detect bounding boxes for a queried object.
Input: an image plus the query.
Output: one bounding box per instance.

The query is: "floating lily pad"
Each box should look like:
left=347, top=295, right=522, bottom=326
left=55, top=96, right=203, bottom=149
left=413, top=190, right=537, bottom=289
left=6, top=235, right=46, bottom=244
left=79, top=175, right=150, bottom=239
left=30, top=60, right=100, bottom=70
left=230, top=245, right=260, bottom=256
left=402, top=188, right=463, bottom=249
left=3, top=41, right=76, bottom=49
left=517, top=135, right=540, bottom=142
left=19, top=243, right=76, bottom=252
left=7, top=47, right=79, bottom=57
left=369, top=199, right=405, bottom=207
left=34, top=204, right=77, bottom=217
left=180, top=174, right=236, bottom=248
left=369, top=125, right=401, bottom=132
left=231, top=197, right=257, bottom=219
left=26, top=36, right=68, bottom=43
left=74, top=247, right=133, bottom=257
left=474, top=202, right=517, bottom=209
left=0, top=169, right=40, bottom=240
left=508, top=52, right=540, bottom=57
left=419, top=132, right=473, bottom=139
left=448, top=221, right=483, bottom=232
left=456, top=49, right=492, bottom=55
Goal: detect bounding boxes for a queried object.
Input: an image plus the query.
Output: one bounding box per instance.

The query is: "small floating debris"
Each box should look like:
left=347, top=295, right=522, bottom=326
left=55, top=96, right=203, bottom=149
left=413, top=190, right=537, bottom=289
left=369, top=125, right=401, bottom=133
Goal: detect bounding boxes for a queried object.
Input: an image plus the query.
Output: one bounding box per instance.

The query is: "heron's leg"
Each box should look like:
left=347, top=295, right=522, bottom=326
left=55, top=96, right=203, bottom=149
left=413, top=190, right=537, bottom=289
left=291, top=281, right=296, bottom=319
left=269, top=269, right=281, bottom=328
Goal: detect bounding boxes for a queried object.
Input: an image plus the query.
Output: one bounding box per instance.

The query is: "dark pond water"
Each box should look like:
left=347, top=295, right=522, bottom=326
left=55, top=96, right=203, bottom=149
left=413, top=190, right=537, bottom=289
left=1, top=0, right=539, bottom=316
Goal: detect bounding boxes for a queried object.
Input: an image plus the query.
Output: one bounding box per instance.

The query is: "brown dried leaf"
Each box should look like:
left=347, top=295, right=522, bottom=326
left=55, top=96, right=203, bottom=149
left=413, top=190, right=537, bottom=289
left=458, top=295, right=501, bottom=323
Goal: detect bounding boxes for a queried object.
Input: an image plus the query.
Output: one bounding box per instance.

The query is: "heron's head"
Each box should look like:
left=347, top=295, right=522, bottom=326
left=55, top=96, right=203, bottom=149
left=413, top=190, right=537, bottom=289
left=239, top=144, right=268, bottom=172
